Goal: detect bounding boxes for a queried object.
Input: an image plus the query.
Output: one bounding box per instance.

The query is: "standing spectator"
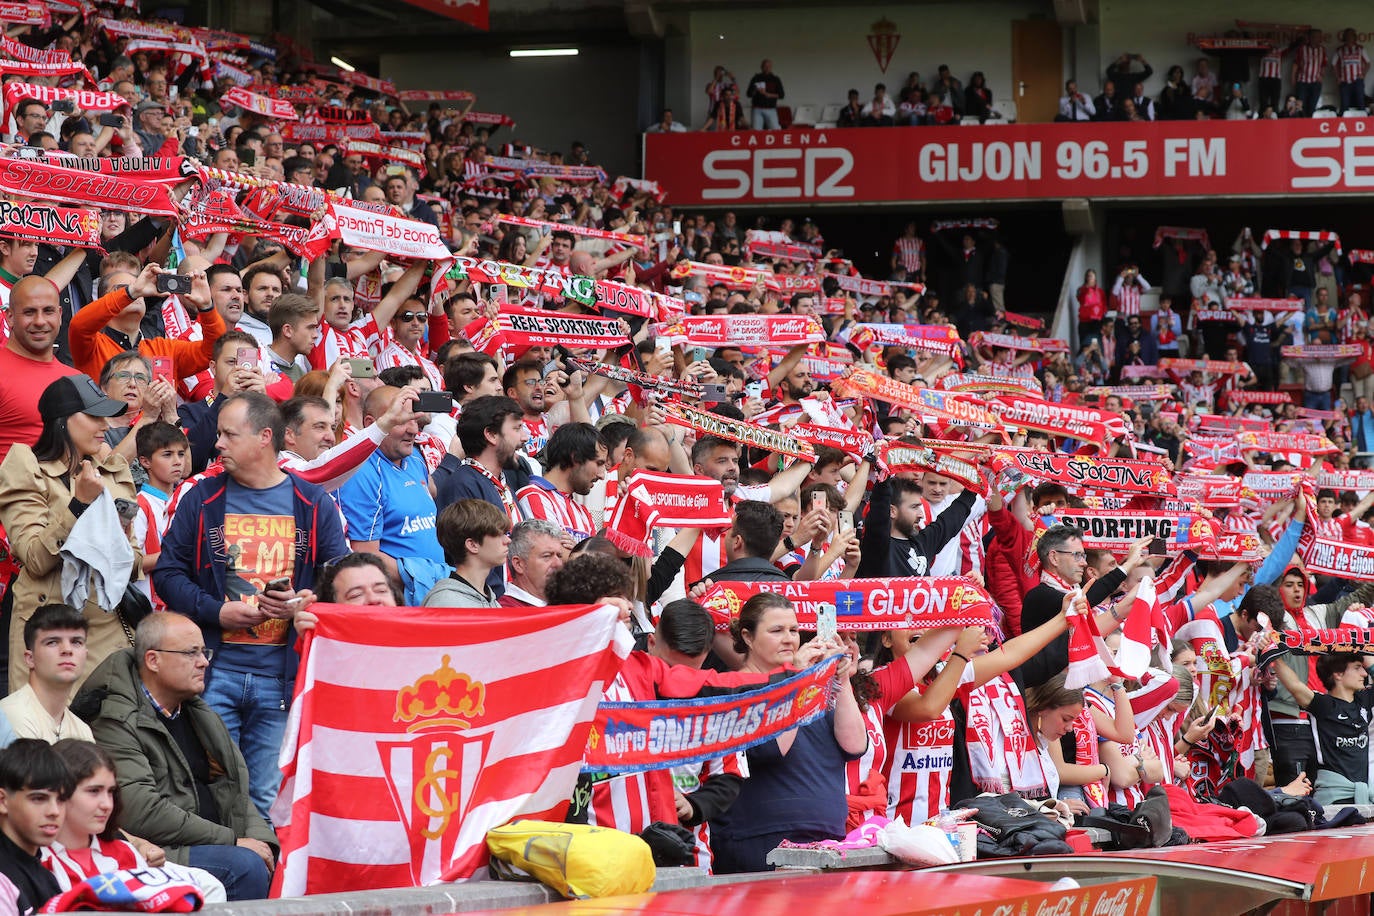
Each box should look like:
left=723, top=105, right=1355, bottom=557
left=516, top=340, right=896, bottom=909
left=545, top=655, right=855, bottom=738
left=1334, top=29, right=1369, bottom=114
left=1077, top=269, right=1107, bottom=344
left=964, top=72, right=994, bottom=123
left=516, top=422, right=606, bottom=544
left=836, top=90, right=864, bottom=127
left=1093, top=81, right=1122, bottom=121
left=0, top=277, right=81, bottom=465
left=1106, top=53, right=1154, bottom=95
left=862, top=83, right=896, bottom=126
left=1293, top=30, right=1328, bottom=117
left=933, top=66, right=965, bottom=117
left=705, top=65, right=737, bottom=112
left=891, top=223, right=924, bottom=283
left=1159, top=66, right=1194, bottom=120
left=1258, top=42, right=1286, bottom=114
left=704, top=86, right=746, bottom=132
left=1152, top=297, right=1184, bottom=359
left=1057, top=80, right=1095, bottom=121
left=1111, top=264, right=1150, bottom=318
left=152, top=392, right=346, bottom=820
left=986, top=239, right=1009, bottom=312
left=746, top=59, right=785, bottom=130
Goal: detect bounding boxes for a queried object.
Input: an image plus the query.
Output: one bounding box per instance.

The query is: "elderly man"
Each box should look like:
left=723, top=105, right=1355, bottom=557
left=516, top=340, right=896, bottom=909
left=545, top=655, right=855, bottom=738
left=80, top=613, right=278, bottom=900
left=500, top=519, right=567, bottom=607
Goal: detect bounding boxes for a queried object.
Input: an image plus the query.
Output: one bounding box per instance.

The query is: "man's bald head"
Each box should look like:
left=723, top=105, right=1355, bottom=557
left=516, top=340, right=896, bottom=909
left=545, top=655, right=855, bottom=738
left=10, top=274, right=58, bottom=308
left=363, top=384, right=400, bottom=422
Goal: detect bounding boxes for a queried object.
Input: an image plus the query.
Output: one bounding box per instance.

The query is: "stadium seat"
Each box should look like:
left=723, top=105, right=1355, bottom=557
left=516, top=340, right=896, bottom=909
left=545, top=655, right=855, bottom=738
left=1313, top=108, right=1337, bottom=117
left=816, top=104, right=844, bottom=128
left=791, top=104, right=819, bottom=126
left=991, top=100, right=1017, bottom=122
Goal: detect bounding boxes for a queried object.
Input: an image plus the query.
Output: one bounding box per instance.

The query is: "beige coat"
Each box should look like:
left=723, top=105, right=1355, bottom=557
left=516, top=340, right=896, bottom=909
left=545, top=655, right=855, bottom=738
left=0, top=445, right=141, bottom=692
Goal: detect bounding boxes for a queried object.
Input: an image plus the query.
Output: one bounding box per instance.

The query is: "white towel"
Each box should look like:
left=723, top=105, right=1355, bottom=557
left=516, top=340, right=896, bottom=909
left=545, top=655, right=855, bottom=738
left=60, top=489, right=136, bottom=610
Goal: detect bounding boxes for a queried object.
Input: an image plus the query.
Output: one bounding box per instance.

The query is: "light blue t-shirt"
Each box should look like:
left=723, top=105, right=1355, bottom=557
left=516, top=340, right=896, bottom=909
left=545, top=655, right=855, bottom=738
left=339, top=450, right=444, bottom=564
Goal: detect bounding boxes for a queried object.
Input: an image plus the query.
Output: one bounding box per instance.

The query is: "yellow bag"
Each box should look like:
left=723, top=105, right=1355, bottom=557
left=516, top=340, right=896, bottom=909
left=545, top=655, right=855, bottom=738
left=486, top=820, right=656, bottom=899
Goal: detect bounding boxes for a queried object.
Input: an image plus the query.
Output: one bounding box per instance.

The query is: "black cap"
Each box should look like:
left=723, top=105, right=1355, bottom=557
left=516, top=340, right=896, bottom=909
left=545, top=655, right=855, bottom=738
left=38, top=375, right=127, bottom=422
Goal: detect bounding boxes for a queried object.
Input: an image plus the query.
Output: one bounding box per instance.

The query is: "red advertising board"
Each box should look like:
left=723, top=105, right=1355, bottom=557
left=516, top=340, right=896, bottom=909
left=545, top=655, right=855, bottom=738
left=643, top=118, right=1374, bottom=206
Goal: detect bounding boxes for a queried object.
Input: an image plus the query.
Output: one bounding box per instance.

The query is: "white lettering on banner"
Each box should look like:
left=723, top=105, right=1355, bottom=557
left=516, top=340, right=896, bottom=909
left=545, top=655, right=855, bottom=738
left=1163, top=138, right=1226, bottom=177
left=919, top=142, right=1041, bottom=182
left=1290, top=136, right=1374, bottom=188
left=702, top=148, right=854, bottom=200
left=1090, top=889, right=1135, bottom=916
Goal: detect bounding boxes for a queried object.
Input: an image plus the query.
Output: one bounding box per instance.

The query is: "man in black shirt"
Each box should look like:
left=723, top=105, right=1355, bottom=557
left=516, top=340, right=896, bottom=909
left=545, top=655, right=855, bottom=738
left=747, top=59, right=785, bottom=130
left=856, top=475, right=974, bottom=579
left=709, top=500, right=792, bottom=584
left=0, top=739, right=68, bottom=914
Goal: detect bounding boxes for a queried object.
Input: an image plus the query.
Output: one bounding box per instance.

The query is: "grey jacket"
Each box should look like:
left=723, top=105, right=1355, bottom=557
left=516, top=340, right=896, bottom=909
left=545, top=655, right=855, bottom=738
left=424, top=573, right=500, bottom=608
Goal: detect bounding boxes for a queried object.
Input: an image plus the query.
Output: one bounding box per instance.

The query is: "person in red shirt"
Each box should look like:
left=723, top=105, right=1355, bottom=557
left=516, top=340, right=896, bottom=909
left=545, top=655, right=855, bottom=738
left=1076, top=269, right=1106, bottom=345
left=0, top=276, right=79, bottom=465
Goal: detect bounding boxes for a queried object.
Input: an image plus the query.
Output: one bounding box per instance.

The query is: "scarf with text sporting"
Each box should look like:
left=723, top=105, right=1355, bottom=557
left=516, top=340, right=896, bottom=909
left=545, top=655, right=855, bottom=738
left=180, top=190, right=331, bottom=261
left=565, top=355, right=703, bottom=403
left=0, top=58, right=94, bottom=86
left=1236, top=431, right=1339, bottom=456
left=968, top=331, right=1070, bottom=354
left=660, top=400, right=817, bottom=461
left=281, top=121, right=382, bottom=144
left=824, top=271, right=923, bottom=298
left=990, top=448, right=1175, bottom=498
left=1171, top=474, right=1241, bottom=508
left=1152, top=225, right=1209, bottom=249
left=838, top=367, right=1004, bottom=434
left=0, top=156, right=179, bottom=217
left=221, top=85, right=299, bottom=121
left=595, top=280, right=684, bottom=322
left=655, top=314, right=825, bottom=349
left=874, top=440, right=987, bottom=496
left=496, top=213, right=647, bottom=248
left=23, top=154, right=199, bottom=183
left=467, top=306, right=629, bottom=355
left=938, top=373, right=1043, bottom=397
left=0, top=200, right=99, bottom=248
left=1038, top=509, right=1218, bottom=554
left=792, top=424, right=873, bottom=459
left=603, top=469, right=732, bottom=557
left=1241, top=471, right=1304, bottom=501
left=2, top=82, right=123, bottom=118
left=990, top=395, right=1128, bottom=448
left=1002, top=311, right=1044, bottom=331
left=700, top=576, right=996, bottom=632
left=1315, top=468, right=1374, bottom=491
left=1192, top=413, right=1270, bottom=434
left=0, top=35, right=68, bottom=64
left=1280, top=343, right=1363, bottom=359
left=584, top=656, right=839, bottom=775
left=1158, top=357, right=1250, bottom=375
left=445, top=256, right=597, bottom=306
left=1257, top=628, right=1374, bottom=669
left=1083, top=384, right=1176, bottom=401
left=669, top=259, right=821, bottom=293
left=1302, top=537, right=1374, bottom=581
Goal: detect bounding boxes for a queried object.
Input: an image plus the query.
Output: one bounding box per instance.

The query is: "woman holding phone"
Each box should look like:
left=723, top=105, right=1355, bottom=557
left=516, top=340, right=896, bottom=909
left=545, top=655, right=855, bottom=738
left=0, top=375, right=142, bottom=691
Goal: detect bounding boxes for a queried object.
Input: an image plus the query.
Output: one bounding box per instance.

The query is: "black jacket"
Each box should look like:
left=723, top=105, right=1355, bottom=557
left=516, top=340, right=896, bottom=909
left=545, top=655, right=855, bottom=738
left=857, top=483, right=976, bottom=579
left=0, top=829, right=59, bottom=914
left=707, top=556, right=792, bottom=584
left=1015, top=568, right=1126, bottom=688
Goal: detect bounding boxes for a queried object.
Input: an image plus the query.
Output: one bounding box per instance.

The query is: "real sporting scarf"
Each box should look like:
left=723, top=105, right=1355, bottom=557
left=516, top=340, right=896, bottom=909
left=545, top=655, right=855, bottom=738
left=446, top=256, right=597, bottom=306
left=932, top=217, right=999, bottom=232
left=0, top=57, right=93, bottom=86
left=1182, top=436, right=1242, bottom=464
left=1193, top=413, right=1270, bottom=433
left=221, top=85, right=299, bottom=120
left=467, top=306, right=629, bottom=354
left=95, top=17, right=178, bottom=41
left=839, top=368, right=1003, bottom=433
left=824, top=272, right=922, bottom=298
left=0, top=2, right=47, bottom=26
left=1226, top=390, right=1291, bottom=405
left=321, top=198, right=451, bottom=259
left=1152, top=226, right=1210, bottom=249
left=1241, top=470, right=1304, bottom=500
left=1040, top=509, right=1218, bottom=554
left=1258, top=628, right=1374, bottom=669
left=0, top=35, right=69, bottom=64
left=1236, top=431, right=1338, bottom=456
left=747, top=238, right=817, bottom=262
left=701, top=576, right=997, bottom=631
left=1302, top=537, right=1374, bottom=582
left=281, top=121, right=382, bottom=144
left=936, top=373, right=1043, bottom=397
left=670, top=259, right=821, bottom=293
left=271, top=85, right=323, bottom=105
left=995, top=448, right=1175, bottom=497
left=462, top=111, right=516, bottom=128
left=565, top=355, right=703, bottom=402
left=792, top=423, right=873, bottom=459
left=1314, top=468, right=1374, bottom=491
left=24, top=154, right=198, bottom=183
left=506, top=161, right=608, bottom=183
left=875, top=440, right=987, bottom=495
left=343, top=139, right=426, bottom=174
left=591, top=280, right=672, bottom=320
left=337, top=69, right=397, bottom=96
left=380, top=130, right=428, bottom=150
left=0, top=156, right=178, bottom=217
left=661, top=400, right=816, bottom=461
left=991, top=394, right=1128, bottom=446
left=619, top=470, right=731, bottom=528
left=1083, top=384, right=1175, bottom=401
left=1280, top=343, right=1363, bottom=359
left=1195, top=309, right=1238, bottom=323
left=1222, top=297, right=1304, bottom=311
left=584, top=655, right=840, bottom=775
left=968, top=331, right=1069, bottom=354
left=0, top=200, right=98, bottom=247
left=656, top=314, right=825, bottom=348
left=496, top=213, right=646, bottom=248
left=2, top=82, right=123, bottom=117
left=196, top=165, right=343, bottom=218
left=1159, top=357, right=1249, bottom=375
left=851, top=323, right=962, bottom=357
left=1173, top=473, right=1242, bottom=508
left=397, top=89, right=476, bottom=102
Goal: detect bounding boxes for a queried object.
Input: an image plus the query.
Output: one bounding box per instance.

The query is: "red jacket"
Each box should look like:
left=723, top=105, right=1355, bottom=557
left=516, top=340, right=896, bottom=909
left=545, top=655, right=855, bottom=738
left=984, top=507, right=1035, bottom=637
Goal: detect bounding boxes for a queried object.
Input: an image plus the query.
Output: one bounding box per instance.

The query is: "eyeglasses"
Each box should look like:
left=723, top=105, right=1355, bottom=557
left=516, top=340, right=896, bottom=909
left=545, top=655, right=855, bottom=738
left=152, top=647, right=214, bottom=661
left=397, top=311, right=427, bottom=322
left=110, top=371, right=150, bottom=384
left=1050, top=549, right=1087, bottom=561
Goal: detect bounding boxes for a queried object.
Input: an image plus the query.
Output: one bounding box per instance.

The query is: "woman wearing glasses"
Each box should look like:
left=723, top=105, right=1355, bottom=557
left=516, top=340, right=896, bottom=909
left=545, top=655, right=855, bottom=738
left=0, top=375, right=142, bottom=692
left=97, top=352, right=180, bottom=477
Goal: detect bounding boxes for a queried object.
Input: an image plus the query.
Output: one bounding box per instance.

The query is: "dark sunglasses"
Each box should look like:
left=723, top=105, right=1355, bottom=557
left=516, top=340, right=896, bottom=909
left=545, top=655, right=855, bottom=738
left=397, top=311, right=427, bottom=322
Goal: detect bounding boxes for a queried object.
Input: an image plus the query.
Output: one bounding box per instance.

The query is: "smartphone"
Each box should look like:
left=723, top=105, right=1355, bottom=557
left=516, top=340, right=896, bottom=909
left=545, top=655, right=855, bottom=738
left=745, top=381, right=764, bottom=399
left=187, top=125, right=199, bottom=138
left=239, top=147, right=255, bottom=166
left=1147, top=537, right=1168, bottom=556
left=51, top=99, right=74, bottom=113
left=653, top=337, right=672, bottom=360
left=701, top=383, right=727, bottom=403
left=816, top=602, right=838, bottom=643
left=416, top=390, right=453, bottom=413
left=236, top=347, right=258, bottom=369
left=691, top=346, right=709, bottom=364
left=155, top=273, right=192, bottom=295
left=812, top=490, right=827, bottom=512
left=346, top=357, right=376, bottom=378
left=264, top=576, right=291, bottom=592
left=114, top=498, right=138, bottom=524
left=491, top=284, right=508, bottom=305
left=151, top=356, right=173, bottom=386
left=672, top=220, right=681, bottom=236
left=838, top=511, right=854, bottom=534
left=98, top=112, right=124, bottom=128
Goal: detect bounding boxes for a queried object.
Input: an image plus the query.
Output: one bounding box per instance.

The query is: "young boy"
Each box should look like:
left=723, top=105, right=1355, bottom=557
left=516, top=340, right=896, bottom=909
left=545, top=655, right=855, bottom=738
left=0, top=739, right=70, bottom=913
left=134, top=422, right=190, bottom=613
left=424, top=499, right=511, bottom=608
left=0, top=605, right=92, bottom=742
left=1273, top=651, right=1374, bottom=807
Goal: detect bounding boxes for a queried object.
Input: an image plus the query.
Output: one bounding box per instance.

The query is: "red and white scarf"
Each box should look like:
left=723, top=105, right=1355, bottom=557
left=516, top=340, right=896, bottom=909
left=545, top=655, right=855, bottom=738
left=966, top=674, right=1048, bottom=798
left=462, top=458, right=519, bottom=522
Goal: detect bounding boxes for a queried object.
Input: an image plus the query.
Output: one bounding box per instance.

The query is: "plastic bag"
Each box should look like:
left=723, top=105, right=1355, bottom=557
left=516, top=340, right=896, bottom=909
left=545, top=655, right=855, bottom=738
left=877, top=818, right=960, bottom=866
left=486, top=820, right=655, bottom=899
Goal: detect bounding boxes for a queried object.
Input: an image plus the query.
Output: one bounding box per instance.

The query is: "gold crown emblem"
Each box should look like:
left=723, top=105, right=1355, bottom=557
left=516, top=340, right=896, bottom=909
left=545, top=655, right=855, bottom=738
left=394, top=655, right=486, bottom=733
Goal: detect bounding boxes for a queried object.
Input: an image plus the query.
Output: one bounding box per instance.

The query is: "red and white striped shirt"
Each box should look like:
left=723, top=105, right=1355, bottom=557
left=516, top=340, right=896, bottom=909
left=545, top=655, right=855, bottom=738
left=374, top=340, right=444, bottom=390
left=883, top=666, right=974, bottom=823
left=1295, top=44, right=1328, bottom=83
left=517, top=478, right=596, bottom=541
left=1111, top=276, right=1148, bottom=317
left=675, top=752, right=747, bottom=871
left=41, top=837, right=142, bottom=891
left=893, top=236, right=924, bottom=274
left=309, top=315, right=383, bottom=370
left=1336, top=45, right=1369, bottom=83
left=523, top=414, right=550, bottom=458
left=1259, top=49, right=1284, bottom=80
left=845, top=661, right=915, bottom=818
left=588, top=671, right=654, bottom=834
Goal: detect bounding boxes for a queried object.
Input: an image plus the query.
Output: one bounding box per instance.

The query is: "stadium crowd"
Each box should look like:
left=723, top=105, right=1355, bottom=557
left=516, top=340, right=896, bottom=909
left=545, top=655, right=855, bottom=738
left=0, top=2, right=1366, bottom=912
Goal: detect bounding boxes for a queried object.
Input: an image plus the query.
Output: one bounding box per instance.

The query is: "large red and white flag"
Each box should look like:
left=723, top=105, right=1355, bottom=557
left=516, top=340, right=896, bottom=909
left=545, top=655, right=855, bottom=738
left=271, top=603, right=631, bottom=897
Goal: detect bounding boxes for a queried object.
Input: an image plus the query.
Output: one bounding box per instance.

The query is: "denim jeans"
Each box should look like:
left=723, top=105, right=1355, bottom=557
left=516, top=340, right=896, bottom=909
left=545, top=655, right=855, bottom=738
left=203, top=667, right=291, bottom=822
left=1340, top=81, right=1367, bottom=113
left=751, top=107, right=780, bottom=130
left=188, top=844, right=271, bottom=901
left=1296, top=81, right=1322, bottom=116
left=1305, top=389, right=1334, bottom=411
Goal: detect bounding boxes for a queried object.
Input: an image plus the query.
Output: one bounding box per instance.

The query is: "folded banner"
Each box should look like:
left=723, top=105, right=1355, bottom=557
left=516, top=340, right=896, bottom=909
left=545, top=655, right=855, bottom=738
left=496, top=213, right=645, bottom=248
left=0, top=200, right=98, bottom=247
left=221, top=85, right=299, bottom=121
left=995, top=449, right=1175, bottom=497
left=991, top=395, right=1127, bottom=446
left=657, top=314, right=825, bottom=349
left=0, top=3, right=48, bottom=26
left=1227, top=390, right=1291, bottom=405
left=792, top=424, right=874, bottom=459
left=621, top=470, right=731, bottom=528
left=565, top=356, right=703, bottom=401
left=968, top=331, right=1070, bottom=354
left=660, top=400, right=816, bottom=461
left=0, top=156, right=179, bottom=217
left=1279, top=344, right=1362, bottom=359
left=1222, top=297, right=1305, bottom=311
left=2, top=82, right=124, bottom=116
left=747, top=238, right=817, bottom=262
left=446, top=256, right=596, bottom=306
left=1303, top=536, right=1374, bottom=581
left=1241, top=471, right=1304, bottom=500
left=271, top=602, right=630, bottom=895
left=1236, top=431, right=1339, bottom=455
left=700, top=576, right=998, bottom=632
left=875, top=440, right=987, bottom=495
left=325, top=199, right=451, bottom=260
left=1314, top=469, right=1374, bottom=491
left=1042, top=509, right=1219, bottom=554
left=467, top=306, right=629, bottom=353
left=583, top=656, right=839, bottom=776
left=1159, top=358, right=1249, bottom=375
left=937, top=373, right=1043, bottom=397
left=1193, top=413, right=1270, bottom=433
left=824, top=272, right=922, bottom=298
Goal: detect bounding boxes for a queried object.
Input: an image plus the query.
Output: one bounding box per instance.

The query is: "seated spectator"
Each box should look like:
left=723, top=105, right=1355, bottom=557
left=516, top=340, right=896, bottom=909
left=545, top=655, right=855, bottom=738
left=315, top=552, right=402, bottom=608
left=1093, top=80, right=1122, bottom=121
left=0, top=605, right=93, bottom=744
left=0, top=739, right=68, bottom=912
left=1128, top=82, right=1155, bottom=120
left=836, top=90, right=864, bottom=127
left=1220, top=82, right=1252, bottom=119
left=705, top=85, right=747, bottom=131
left=964, top=72, right=994, bottom=122
left=1057, top=79, right=1095, bottom=121
left=79, top=614, right=277, bottom=901
left=933, top=65, right=965, bottom=118
left=1280, top=94, right=1305, bottom=118
left=895, top=87, right=925, bottom=125
left=645, top=108, right=686, bottom=133
left=425, top=499, right=512, bottom=608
